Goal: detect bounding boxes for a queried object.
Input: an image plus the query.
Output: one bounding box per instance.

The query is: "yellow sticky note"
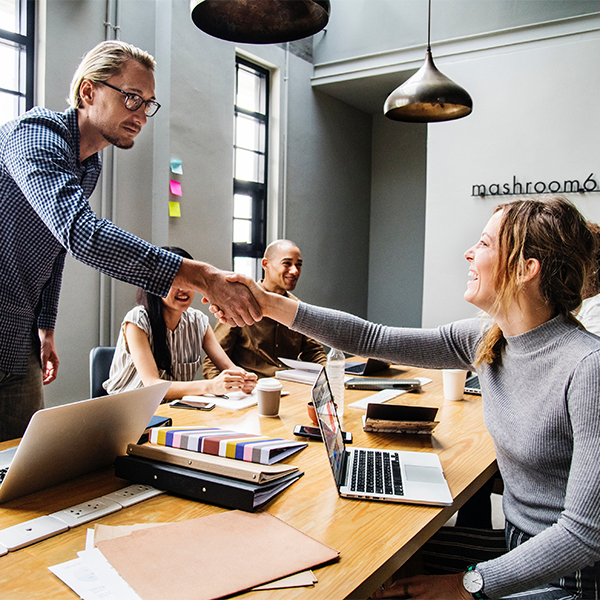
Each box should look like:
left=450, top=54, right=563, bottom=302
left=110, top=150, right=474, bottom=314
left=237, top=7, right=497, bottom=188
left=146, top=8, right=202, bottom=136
left=169, top=201, right=181, bottom=217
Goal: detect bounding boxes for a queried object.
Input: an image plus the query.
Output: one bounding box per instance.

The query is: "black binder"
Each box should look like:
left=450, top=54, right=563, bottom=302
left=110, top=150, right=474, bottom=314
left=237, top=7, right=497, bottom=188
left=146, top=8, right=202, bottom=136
left=114, top=455, right=303, bottom=512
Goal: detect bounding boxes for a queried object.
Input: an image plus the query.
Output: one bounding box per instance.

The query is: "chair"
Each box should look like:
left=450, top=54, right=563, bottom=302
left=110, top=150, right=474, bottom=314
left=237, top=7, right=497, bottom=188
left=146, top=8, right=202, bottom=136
left=89, top=346, right=116, bottom=398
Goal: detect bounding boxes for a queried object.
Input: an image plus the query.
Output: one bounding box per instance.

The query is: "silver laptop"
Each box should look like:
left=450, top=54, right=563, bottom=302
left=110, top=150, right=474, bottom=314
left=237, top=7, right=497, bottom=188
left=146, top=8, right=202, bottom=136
left=311, top=368, right=453, bottom=506
left=0, top=382, right=170, bottom=503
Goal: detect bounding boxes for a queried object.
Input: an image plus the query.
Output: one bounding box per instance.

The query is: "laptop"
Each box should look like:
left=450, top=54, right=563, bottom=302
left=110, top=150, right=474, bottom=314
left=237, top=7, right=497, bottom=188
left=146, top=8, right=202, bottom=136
left=311, top=368, right=453, bottom=506
left=465, top=373, right=482, bottom=395
left=344, top=358, right=390, bottom=375
left=0, top=382, right=170, bottom=503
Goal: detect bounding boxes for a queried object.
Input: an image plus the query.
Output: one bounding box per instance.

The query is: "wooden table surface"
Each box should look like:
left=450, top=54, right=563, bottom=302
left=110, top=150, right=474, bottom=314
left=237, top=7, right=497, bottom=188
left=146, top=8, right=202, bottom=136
left=0, top=363, right=496, bottom=600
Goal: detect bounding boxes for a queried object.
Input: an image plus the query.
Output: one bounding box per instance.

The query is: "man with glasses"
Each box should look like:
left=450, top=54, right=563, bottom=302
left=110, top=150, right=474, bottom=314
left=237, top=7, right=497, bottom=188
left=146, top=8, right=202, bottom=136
left=0, top=40, right=260, bottom=442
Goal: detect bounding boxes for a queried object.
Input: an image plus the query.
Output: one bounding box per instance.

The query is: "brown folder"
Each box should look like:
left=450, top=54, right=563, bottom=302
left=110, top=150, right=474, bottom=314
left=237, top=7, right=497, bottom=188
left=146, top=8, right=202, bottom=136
left=127, top=442, right=299, bottom=484
left=95, top=511, right=340, bottom=600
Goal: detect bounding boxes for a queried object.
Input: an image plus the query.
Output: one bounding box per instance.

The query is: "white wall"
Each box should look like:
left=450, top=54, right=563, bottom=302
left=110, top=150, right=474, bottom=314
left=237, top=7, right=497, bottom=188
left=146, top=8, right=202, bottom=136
left=423, top=19, right=600, bottom=326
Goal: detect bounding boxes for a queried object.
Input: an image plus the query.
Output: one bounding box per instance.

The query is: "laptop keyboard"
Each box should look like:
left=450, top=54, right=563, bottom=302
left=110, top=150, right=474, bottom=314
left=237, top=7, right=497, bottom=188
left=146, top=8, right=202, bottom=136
left=0, top=467, right=8, bottom=485
left=345, top=363, right=365, bottom=374
left=350, top=449, right=404, bottom=496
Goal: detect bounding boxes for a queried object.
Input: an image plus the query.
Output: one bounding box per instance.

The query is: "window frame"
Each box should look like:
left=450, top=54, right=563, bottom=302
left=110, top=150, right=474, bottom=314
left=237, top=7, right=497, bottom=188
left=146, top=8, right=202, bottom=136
left=232, top=56, right=270, bottom=277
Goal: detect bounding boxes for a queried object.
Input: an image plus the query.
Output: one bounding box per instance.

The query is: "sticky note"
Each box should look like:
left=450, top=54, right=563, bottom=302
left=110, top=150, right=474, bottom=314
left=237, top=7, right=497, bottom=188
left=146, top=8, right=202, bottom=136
left=169, top=201, right=181, bottom=217
left=170, top=159, right=183, bottom=175
left=170, top=180, right=182, bottom=196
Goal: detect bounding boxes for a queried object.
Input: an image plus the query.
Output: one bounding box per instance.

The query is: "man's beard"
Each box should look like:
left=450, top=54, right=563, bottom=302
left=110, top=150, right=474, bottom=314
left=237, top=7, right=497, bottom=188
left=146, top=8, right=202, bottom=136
left=100, top=127, right=135, bottom=150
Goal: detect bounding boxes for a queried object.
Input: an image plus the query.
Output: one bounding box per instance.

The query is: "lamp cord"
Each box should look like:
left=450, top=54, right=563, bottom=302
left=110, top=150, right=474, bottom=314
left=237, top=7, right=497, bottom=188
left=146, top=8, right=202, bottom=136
left=427, top=0, right=432, bottom=51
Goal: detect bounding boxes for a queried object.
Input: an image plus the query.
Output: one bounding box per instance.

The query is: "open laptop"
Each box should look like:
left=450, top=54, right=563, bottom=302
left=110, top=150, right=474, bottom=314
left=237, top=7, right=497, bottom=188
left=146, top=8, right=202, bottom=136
left=311, top=368, right=453, bottom=506
left=344, top=357, right=390, bottom=376
left=0, top=382, right=170, bottom=503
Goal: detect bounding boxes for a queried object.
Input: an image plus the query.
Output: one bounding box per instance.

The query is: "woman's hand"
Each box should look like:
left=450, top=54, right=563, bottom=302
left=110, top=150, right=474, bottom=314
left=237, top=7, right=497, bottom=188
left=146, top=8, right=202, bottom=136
left=209, top=368, right=249, bottom=395
left=370, top=574, right=470, bottom=600
left=241, top=371, right=257, bottom=394
left=206, top=273, right=267, bottom=322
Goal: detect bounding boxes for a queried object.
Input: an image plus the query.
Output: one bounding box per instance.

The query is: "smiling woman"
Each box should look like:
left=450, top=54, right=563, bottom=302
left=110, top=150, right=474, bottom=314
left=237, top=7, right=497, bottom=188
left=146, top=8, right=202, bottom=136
left=103, top=246, right=257, bottom=401
left=223, top=196, right=600, bottom=600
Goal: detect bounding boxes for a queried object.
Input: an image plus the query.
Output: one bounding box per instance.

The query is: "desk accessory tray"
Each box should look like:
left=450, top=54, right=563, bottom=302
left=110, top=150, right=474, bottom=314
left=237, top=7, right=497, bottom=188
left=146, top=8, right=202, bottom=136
left=363, top=403, right=439, bottom=434
left=115, top=455, right=303, bottom=511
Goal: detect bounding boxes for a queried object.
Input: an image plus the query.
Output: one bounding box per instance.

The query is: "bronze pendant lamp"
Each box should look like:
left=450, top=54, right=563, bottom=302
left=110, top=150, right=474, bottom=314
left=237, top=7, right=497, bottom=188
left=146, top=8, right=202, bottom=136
left=384, top=0, right=472, bottom=122
left=190, top=0, right=331, bottom=44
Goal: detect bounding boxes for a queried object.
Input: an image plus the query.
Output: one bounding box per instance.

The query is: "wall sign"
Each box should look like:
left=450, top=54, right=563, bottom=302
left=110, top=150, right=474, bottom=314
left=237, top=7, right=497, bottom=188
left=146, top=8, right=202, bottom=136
left=472, top=174, right=599, bottom=197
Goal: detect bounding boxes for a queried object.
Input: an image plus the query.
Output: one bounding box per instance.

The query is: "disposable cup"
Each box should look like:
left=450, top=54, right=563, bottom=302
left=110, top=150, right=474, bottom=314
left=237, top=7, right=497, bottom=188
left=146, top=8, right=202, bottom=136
left=256, top=378, right=283, bottom=417
left=442, top=369, right=468, bottom=401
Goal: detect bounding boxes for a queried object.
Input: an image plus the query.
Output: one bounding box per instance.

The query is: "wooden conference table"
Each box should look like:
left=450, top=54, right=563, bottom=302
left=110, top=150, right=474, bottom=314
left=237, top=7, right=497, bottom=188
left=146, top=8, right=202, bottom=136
left=0, top=363, right=497, bottom=600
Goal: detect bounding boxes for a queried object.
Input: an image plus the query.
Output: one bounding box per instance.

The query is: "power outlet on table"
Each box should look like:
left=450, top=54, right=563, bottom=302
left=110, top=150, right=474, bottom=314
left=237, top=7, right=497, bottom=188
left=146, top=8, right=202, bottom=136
left=102, top=484, right=165, bottom=507
left=0, top=515, right=69, bottom=551
left=50, top=497, right=122, bottom=527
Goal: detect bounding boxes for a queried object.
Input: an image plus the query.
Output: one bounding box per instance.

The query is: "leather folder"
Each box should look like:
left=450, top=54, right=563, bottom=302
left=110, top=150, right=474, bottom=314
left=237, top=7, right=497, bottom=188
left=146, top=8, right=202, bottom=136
left=114, top=454, right=303, bottom=512
left=127, top=442, right=299, bottom=484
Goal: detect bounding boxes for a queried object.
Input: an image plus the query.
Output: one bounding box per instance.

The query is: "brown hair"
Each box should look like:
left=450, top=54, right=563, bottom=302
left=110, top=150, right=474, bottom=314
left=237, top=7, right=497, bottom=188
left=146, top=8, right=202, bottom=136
left=476, top=196, right=593, bottom=365
left=581, top=221, right=600, bottom=300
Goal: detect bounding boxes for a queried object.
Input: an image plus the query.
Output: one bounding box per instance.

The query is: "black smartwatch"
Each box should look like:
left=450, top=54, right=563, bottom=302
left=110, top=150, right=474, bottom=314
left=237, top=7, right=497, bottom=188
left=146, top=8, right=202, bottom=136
left=463, top=565, right=487, bottom=599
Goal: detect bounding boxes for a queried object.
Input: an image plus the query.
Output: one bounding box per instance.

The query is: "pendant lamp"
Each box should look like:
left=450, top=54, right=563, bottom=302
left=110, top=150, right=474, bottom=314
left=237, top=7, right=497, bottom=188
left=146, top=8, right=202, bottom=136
left=384, top=0, right=472, bottom=122
left=190, top=0, right=330, bottom=44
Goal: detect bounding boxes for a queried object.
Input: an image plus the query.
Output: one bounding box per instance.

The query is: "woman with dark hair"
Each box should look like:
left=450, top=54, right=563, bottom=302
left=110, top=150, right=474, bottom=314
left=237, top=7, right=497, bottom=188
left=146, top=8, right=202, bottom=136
left=221, top=197, right=600, bottom=599
left=104, top=247, right=256, bottom=399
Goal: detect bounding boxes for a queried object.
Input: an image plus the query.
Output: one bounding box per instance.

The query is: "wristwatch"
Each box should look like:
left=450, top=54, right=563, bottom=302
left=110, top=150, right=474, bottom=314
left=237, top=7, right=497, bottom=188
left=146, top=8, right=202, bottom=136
left=463, top=565, right=487, bottom=599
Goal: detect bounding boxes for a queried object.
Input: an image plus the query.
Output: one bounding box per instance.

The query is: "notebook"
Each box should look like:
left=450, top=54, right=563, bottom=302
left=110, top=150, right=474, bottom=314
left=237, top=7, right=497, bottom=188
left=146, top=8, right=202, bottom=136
left=344, top=358, right=390, bottom=375
left=311, top=368, right=453, bottom=506
left=0, top=382, right=170, bottom=503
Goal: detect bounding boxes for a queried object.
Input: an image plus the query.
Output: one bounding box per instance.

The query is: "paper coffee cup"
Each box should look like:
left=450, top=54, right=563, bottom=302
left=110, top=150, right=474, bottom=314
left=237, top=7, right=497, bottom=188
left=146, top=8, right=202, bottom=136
left=256, top=378, right=283, bottom=417
left=442, top=369, right=468, bottom=401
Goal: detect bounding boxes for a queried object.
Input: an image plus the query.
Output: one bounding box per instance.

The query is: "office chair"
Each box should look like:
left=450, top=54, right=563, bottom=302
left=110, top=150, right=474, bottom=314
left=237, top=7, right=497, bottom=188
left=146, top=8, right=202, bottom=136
left=89, top=346, right=116, bottom=398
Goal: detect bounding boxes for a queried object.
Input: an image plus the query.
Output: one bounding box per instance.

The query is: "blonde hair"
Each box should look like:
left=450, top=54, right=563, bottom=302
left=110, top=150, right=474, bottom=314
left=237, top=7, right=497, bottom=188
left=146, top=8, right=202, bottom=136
left=68, top=40, right=156, bottom=109
left=476, top=196, right=593, bottom=366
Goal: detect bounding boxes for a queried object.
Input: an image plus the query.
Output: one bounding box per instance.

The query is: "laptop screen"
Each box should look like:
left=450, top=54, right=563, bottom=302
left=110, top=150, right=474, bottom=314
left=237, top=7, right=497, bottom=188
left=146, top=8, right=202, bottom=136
left=311, top=368, right=346, bottom=488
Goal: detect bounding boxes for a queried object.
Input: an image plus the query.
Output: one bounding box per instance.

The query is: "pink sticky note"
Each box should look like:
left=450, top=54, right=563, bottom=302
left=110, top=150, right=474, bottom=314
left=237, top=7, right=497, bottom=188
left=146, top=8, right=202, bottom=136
left=170, top=180, right=182, bottom=196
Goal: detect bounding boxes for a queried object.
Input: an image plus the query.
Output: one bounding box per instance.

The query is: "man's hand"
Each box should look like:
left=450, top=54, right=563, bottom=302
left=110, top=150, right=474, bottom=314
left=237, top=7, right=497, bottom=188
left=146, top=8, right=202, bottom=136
left=174, top=260, right=262, bottom=327
left=39, top=329, right=59, bottom=385
left=207, top=273, right=267, bottom=323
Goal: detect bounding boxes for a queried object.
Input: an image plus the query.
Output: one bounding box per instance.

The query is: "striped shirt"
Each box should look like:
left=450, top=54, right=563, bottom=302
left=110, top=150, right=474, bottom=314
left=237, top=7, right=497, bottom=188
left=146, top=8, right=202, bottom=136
left=104, top=305, right=209, bottom=394
left=0, top=107, right=181, bottom=374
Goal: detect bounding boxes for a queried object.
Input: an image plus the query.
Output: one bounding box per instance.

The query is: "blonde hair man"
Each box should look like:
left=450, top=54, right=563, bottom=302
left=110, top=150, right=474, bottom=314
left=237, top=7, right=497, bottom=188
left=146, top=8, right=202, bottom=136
left=0, top=40, right=259, bottom=442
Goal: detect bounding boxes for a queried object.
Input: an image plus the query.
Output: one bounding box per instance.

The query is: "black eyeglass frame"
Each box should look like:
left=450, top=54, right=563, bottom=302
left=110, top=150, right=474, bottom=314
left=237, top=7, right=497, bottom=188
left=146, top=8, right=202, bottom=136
left=99, top=81, right=161, bottom=117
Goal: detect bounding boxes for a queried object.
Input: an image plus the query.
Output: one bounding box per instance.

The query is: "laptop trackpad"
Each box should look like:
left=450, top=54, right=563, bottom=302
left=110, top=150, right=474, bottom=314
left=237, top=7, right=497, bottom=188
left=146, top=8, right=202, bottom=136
left=405, top=464, right=445, bottom=485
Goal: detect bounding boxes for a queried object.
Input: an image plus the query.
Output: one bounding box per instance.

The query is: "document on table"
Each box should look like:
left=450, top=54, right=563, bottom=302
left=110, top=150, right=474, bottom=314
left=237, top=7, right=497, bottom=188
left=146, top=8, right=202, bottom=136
left=347, top=377, right=432, bottom=410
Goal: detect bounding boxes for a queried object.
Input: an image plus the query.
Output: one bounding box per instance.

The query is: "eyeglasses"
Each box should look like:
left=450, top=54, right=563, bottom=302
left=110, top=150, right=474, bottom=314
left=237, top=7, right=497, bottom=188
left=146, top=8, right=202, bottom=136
left=100, top=81, right=161, bottom=117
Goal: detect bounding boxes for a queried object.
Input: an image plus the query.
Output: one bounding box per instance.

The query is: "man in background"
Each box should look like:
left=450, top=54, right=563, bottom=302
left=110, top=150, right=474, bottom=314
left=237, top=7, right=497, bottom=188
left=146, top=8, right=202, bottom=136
left=0, top=40, right=259, bottom=442
left=203, top=240, right=327, bottom=379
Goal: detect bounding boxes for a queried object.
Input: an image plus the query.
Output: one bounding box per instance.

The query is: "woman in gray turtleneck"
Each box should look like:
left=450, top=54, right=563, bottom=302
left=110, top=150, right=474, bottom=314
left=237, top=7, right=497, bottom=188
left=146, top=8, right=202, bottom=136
left=222, top=196, right=600, bottom=600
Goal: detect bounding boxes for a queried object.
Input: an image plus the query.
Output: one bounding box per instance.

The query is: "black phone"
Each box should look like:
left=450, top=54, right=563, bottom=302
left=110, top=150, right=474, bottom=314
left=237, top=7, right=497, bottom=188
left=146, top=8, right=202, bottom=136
left=293, top=424, right=352, bottom=443
left=169, top=400, right=216, bottom=411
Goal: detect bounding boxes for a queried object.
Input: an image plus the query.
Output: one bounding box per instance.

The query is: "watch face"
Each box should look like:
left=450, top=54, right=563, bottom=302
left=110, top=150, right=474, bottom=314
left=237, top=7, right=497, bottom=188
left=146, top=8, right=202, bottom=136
left=463, top=569, right=484, bottom=594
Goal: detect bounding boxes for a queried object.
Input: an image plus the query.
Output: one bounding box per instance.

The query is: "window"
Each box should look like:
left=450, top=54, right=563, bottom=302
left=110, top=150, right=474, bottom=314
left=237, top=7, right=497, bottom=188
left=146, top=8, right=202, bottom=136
left=232, top=57, right=269, bottom=280
left=0, top=0, right=34, bottom=126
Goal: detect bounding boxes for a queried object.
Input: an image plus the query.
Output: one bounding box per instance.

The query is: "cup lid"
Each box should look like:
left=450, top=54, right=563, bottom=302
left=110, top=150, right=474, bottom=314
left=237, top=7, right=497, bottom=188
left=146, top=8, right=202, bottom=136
left=256, top=377, right=283, bottom=391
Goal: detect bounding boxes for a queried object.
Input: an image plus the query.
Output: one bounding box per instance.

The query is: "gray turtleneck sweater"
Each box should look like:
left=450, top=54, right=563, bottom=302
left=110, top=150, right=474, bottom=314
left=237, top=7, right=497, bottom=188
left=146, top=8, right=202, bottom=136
left=292, top=303, right=600, bottom=598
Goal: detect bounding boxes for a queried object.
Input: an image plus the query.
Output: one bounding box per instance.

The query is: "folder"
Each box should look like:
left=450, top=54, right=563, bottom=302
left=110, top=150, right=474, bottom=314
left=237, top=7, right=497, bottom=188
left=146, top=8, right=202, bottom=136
left=149, top=426, right=307, bottom=465
left=127, top=442, right=299, bottom=484
left=114, top=454, right=303, bottom=511
left=95, top=511, right=339, bottom=600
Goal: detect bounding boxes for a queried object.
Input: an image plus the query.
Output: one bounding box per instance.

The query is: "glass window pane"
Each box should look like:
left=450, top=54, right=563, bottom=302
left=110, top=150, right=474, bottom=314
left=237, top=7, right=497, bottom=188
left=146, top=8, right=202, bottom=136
left=0, top=90, right=21, bottom=126
left=235, top=113, right=265, bottom=153
left=235, top=147, right=264, bottom=183
left=236, top=65, right=265, bottom=114
left=233, top=256, right=259, bottom=279
left=0, top=41, right=22, bottom=92
left=234, top=194, right=252, bottom=219
left=0, top=0, right=19, bottom=33
left=233, top=218, right=252, bottom=244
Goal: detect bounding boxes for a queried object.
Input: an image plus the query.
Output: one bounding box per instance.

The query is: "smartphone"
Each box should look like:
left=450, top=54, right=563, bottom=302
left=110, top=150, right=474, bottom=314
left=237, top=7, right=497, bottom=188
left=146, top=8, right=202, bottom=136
left=169, top=400, right=216, bottom=411
left=293, top=424, right=352, bottom=443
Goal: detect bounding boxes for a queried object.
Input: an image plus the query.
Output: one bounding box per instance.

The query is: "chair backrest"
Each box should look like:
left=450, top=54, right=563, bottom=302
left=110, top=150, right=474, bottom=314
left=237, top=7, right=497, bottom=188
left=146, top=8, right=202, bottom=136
left=89, top=346, right=116, bottom=398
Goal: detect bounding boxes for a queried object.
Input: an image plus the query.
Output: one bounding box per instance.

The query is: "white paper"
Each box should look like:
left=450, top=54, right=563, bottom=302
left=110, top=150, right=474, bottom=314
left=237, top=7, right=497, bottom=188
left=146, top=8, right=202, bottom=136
left=183, top=391, right=258, bottom=410
left=348, top=377, right=432, bottom=409
left=49, top=558, right=120, bottom=600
